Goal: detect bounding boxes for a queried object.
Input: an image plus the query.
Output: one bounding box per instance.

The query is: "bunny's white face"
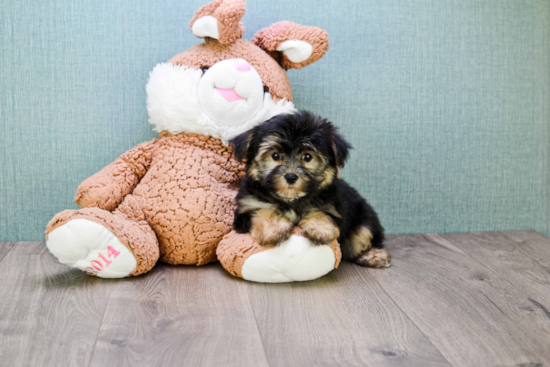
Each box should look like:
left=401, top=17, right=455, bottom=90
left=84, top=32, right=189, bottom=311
left=198, top=58, right=265, bottom=125
left=146, top=0, right=329, bottom=144
left=146, top=60, right=295, bottom=144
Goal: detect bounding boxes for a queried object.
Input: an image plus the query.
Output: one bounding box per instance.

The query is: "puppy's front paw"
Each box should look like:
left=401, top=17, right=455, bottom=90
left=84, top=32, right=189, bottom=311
left=250, top=221, right=293, bottom=246
left=302, top=225, right=339, bottom=245
left=299, top=211, right=340, bottom=245
left=355, top=248, right=391, bottom=268
left=250, top=209, right=294, bottom=246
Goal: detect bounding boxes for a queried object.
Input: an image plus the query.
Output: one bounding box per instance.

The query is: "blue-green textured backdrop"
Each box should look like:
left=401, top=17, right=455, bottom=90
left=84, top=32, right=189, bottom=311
left=1, top=0, right=549, bottom=240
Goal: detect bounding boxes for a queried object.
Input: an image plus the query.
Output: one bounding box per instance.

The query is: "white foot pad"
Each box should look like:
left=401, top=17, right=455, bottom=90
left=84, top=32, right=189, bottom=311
left=241, top=235, right=337, bottom=283
left=46, top=219, right=137, bottom=278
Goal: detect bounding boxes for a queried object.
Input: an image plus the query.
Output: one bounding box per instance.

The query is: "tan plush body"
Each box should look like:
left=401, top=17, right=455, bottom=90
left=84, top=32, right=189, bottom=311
left=46, top=0, right=340, bottom=281
left=48, top=133, right=243, bottom=274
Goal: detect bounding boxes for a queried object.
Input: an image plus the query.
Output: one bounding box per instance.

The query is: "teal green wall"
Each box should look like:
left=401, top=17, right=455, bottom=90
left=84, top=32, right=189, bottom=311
left=1, top=0, right=549, bottom=240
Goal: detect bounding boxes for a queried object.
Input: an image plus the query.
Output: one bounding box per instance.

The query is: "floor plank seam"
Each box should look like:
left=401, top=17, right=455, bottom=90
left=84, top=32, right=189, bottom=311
left=501, top=231, right=550, bottom=268
left=3, top=233, right=550, bottom=366
left=425, top=233, right=527, bottom=285
left=244, top=285, right=272, bottom=367
left=430, top=233, right=550, bottom=364
left=87, top=280, right=117, bottom=367
left=364, top=269, right=455, bottom=367
left=0, top=242, right=16, bottom=264
left=437, top=233, right=550, bottom=308
left=529, top=298, right=550, bottom=320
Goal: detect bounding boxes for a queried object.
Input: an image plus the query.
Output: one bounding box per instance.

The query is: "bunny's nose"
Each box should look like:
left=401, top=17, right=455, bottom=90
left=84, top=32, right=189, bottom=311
left=234, top=58, right=251, bottom=72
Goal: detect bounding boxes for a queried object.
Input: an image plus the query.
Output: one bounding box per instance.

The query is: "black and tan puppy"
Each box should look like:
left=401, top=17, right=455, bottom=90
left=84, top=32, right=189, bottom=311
left=230, top=110, right=390, bottom=268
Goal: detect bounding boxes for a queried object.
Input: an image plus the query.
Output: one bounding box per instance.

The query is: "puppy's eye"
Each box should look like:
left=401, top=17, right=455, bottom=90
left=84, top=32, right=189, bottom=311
left=302, top=153, right=313, bottom=162
left=272, top=153, right=281, bottom=161
left=201, top=67, right=209, bottom=74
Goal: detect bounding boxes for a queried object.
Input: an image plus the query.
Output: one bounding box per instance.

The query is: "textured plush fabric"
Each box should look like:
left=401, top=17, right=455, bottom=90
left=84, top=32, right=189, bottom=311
left=168, top=38, right=294, bottom=101
left=46, top=218, right=140, bottom=277
left=42, top=0, right=336, bottom=279
left=1, top=0, right=549, bottom=241
left=252, top=21, right=329, bottom=70
left=46, top=207, right=159, bottom=276
left=190, top=0, right=246, bottom=44
left=146, top=62, right=296, bottom=142
left=47, top=133, right=245, bottom=269
left=217, top=227, right=341, bottom=280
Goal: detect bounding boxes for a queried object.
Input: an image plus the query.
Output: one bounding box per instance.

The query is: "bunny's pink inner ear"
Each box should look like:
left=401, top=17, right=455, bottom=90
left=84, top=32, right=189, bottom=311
left=189, top=0, right=246, bottom=44
left=252, top=21, right=329, bottom=70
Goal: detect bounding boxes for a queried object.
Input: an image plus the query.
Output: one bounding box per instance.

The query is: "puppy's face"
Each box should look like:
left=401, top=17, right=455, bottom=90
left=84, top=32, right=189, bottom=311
left=249, top=135, right=335, bottom=200
left=231, top=111, right=351, bottom=201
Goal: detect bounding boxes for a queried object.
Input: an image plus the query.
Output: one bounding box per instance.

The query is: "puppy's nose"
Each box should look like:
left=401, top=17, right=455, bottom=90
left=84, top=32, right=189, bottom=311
left=284, top=173, right=298, bottom=184
left=234, top=58, right=251, bottom=72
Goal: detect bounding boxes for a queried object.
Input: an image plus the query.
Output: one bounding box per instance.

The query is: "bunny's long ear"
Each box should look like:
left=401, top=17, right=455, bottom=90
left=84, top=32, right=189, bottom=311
left=189, top=0, right=246, bottom=44
left=252, top=21, right=329, bottom=70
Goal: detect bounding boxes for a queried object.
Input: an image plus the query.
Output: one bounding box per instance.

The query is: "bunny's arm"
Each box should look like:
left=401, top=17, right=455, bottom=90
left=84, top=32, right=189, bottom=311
left=75, top=140, right=157, bottom=211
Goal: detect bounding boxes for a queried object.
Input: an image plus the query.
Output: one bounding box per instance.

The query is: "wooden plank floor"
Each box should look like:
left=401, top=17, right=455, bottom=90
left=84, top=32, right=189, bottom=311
left=1, top=231, right=550, bottom=367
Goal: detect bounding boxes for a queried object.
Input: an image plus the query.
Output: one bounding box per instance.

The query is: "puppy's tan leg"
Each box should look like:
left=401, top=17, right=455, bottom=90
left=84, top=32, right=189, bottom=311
left=345, top=226, right=391, bottom=268
left=299, top=211, right=340, bottom=245
left=344, top=226, right=374, bottom=258
left=250, top=209, right=294, bottom=246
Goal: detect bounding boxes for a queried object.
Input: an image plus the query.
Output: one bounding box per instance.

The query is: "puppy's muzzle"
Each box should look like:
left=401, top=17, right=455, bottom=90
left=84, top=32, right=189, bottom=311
left=284, top=173, right=298, bottom=184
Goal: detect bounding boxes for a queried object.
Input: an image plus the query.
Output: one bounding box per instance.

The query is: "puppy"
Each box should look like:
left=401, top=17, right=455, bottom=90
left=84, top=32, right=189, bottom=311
left=230, top=111, right=390, bottom=268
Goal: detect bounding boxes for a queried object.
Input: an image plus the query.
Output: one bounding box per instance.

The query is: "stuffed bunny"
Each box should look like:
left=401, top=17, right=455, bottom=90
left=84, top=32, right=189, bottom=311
left=46, top=0, right=340, bottom=282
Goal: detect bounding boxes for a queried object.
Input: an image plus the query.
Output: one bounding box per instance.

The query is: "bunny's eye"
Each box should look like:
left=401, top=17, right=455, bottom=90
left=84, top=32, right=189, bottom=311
left=263, top=85, right=269, bottom=93
left=201, top=67, right=209, bottom=74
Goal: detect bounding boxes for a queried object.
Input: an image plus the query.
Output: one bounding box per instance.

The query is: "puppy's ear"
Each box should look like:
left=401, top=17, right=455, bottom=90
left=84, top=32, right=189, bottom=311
left=230, top=129, right=254, bottom=162
left=331, top=130, right=352, bottom=168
